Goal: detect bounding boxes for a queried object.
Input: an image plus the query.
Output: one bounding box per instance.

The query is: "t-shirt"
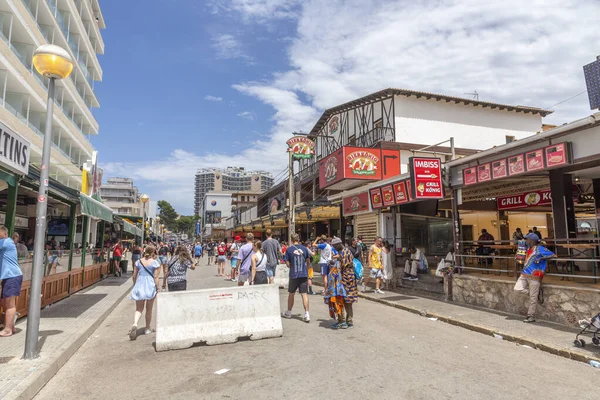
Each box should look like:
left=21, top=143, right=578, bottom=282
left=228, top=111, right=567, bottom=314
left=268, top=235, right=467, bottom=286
left=230, top=243, right=240, bottom=259
left=114, top=245, right=123, bottom=257
left=194, top=245, right=202, bottom=256
left=158, top=246, right=169, bottom=256
left=533, top=230, right=543, bottom=240
left=284, top=244, right=310, bottom=279
left=522, top=245, right=554, bottom=276
left=262, top=238, right=281, bottom=268
left=317, top=243, right=332, bottom=264
left=166, top=256, right=192, bottom=284
left=237, top=243, right=254, bottom=274
left=0, top=238, right=22, bottom=279
left=370, top=245, right=383, bottom=270
left=217, top=245, right=227, bottom=256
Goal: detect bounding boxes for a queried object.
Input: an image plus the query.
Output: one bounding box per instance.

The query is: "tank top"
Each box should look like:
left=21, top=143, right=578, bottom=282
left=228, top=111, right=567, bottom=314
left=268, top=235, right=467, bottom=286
left=255, top=252, right=267, bottom=272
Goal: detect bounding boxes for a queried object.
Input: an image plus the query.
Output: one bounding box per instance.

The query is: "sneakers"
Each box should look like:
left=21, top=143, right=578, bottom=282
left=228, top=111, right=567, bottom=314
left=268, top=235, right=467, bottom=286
left=231, top=278, right=237, bottom=282
left=375, top=289, right=385, bottom=294
left=128, top=325, right=137, bottom=341
left=331, top=322, right=342, bottom=329
left=347, top=323, right=354, bottom=329
left=409, top=276, right=419, bottom=281
left=339, top=322, right=348, bottom=329
left=144, top=328, right=152, bottom=335
left=303, top=312, right=310, bottom=323
left=523, top=316, right=536, bottom=323
left=402, top=274, right=411, bottom=280
left=361, top=282, right=366, bottom=293
left=282, top=310, right=292, bottom=319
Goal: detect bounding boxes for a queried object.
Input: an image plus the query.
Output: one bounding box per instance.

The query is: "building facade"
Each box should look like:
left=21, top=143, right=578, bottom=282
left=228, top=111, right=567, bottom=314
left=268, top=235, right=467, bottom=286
left=0, top=0, right=104, bottom=191
left=100, top=177, right=140, bottom=216
left=194, top=166, right=273, bottom=215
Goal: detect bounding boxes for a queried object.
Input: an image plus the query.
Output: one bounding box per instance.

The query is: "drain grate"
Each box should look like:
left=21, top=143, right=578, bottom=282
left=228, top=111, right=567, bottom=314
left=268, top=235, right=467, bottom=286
left=0, top=356, right=15, bottom=364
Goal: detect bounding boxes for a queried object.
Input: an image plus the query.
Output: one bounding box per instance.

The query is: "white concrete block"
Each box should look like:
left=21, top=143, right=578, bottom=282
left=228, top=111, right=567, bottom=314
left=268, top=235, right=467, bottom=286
left=273, top=264, right=289, bottom=289
left=155, top=285, right=283, bottom=351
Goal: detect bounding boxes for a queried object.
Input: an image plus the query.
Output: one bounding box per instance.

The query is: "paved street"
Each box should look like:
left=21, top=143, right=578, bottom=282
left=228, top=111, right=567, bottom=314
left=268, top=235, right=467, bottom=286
left=36, top=258, right=598, bottom=400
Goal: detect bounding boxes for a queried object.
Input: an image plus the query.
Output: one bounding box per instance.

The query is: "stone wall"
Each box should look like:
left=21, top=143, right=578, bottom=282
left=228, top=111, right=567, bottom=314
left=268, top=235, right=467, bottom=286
left=452, top=275, right=600, bottom=326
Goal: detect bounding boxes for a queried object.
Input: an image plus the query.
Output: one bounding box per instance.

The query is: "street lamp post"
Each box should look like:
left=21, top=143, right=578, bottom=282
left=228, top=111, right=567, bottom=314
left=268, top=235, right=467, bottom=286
left=140, top=194, right=149, bottom=245
left=24, top=45, right=74, bottom=359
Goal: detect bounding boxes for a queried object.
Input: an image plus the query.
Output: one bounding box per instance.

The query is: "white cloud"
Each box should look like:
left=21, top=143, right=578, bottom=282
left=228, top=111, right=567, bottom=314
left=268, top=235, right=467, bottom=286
left=237, top=111, right=256, bottom=120
left=212, top=34, right=253, bottom=63
left=115, top=1, right=598, bottom=214
left=204, top=95, right=223, bottom=102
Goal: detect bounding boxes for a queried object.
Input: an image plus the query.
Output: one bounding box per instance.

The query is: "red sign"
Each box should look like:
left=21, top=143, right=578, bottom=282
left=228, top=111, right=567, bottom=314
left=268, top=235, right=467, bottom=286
left=477, top=163, right=491, bottom=182
left=409, top=157, right=443, bottom=199
left=525, top=149, right=544, bottom=172
left=406, top=180, right=413, bottom=201
left=381, top=185, right=395, bottom=206
left=463, top=167, right=477, bottom=185
left=497, top=190, right=552, bottom=211
left=393, top=181, right=409, bottom=204
left=381, top=149, right=401, bottom=179
left=346, top=147, right=382, bottom=179
left=491, top=159, right=507, bottom=179
left=508, top=154, right=525, bottom=176
left=370, top=188, right=383, bottom=209
left=545, top=143, right=570, bottom=168
left=319, top=148, right=343, bottom=188
left=319, top=146, right=383, bottom=189
left=342, top=192, right=370, bottom=216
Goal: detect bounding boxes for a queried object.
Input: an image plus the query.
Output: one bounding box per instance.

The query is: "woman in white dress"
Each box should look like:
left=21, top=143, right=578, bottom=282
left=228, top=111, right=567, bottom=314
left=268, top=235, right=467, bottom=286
left=129, top=245, right=160, bottom=341
left=382, top=240, right=394, bottom=290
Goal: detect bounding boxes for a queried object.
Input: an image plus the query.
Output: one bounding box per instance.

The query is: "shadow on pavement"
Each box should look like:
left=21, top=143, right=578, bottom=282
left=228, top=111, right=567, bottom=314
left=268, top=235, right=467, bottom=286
left=37, top=329, right=63, bottom=353
left=380, top=295, right=418, bottom=302
left=42, top=294, right=107, bottom=318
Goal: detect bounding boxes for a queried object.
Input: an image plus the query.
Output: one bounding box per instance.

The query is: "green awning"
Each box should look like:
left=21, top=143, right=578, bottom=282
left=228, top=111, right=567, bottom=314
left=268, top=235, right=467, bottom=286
left=136, top=227, right=143, bottom=237
left=79, top=193, right=113, bottom=222
left=123, top=220, right=137, bottom=235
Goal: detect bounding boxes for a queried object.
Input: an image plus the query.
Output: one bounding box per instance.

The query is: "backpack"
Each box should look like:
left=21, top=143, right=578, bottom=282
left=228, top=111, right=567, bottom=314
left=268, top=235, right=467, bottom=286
left=353, top=258, right=363, bottom=280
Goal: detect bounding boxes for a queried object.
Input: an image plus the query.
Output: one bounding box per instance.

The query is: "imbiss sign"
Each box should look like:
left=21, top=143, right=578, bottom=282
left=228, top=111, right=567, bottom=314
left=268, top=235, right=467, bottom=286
left=409, top=157, right=443, bottom=199
left=497, top=190, right=551, bottom=211
left=0, top=122, right=30, bottom=175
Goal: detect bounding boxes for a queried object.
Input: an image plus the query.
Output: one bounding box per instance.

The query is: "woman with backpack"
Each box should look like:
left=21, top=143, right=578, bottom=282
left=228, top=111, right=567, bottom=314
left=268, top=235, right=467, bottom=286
left=216, top=242, right=227, bottom=277
left=250, top=240, right=268, bottom=285
left=162, top=245, right=195, bottom=292
left=129, top=245, right=160, bottom=341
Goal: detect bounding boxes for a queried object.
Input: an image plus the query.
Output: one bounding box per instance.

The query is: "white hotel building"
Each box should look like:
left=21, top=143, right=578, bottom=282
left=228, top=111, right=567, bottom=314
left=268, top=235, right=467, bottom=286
left=0, top=0, right=104, bottom=190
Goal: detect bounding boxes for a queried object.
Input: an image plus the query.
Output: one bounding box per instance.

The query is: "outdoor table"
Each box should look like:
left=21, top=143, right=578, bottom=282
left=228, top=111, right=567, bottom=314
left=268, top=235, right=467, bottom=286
left=555, top=244, right=597, bottom=283
left=488, top=245, right=515, bottom=276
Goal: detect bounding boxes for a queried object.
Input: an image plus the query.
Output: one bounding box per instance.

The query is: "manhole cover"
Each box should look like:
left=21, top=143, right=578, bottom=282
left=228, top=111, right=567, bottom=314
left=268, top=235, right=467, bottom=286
left=0, top=356, right=15, bottom=364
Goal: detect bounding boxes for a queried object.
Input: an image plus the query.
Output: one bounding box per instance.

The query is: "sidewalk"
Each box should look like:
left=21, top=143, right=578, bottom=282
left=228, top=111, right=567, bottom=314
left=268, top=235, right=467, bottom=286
left=0, top=275, right=132, bottom=400
left=313, top=277, right=600, bottom=365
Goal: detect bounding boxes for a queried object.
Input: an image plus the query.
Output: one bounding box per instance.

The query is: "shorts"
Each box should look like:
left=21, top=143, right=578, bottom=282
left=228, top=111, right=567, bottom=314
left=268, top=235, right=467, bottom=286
left=320, top=263, right=330, bottom=277
left=167, top=280, right=187, bottom=292
left=231, top=258, right=238, bottom=268
left=1, top=275, right=23, bottom=299
left=158, top=255, right=168, bottom=264
left=254, top=271, right=268, bottom=285
left=308, top=267, right=314, bottom=279
left=194, top=254, right=201, bottom=258
left=208, top=250, right=215, bottom=257
left=132, top=254, right=141, bottom=263
left=48, top=255, right=59, bottom=264
left=370, top=268, right=384, bottom=279
left=113, top=256, right=122, bottom=262
left=288, top=277, right=308, bottom=294
left=266, top=264, right=276, bottom=278
left=218, top=256, right=227, bottom=263
left=238, top=273, right=250, bottom=283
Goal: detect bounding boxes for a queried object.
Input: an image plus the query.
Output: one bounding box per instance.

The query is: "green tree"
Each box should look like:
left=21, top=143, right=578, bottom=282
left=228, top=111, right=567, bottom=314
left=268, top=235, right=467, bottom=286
left=157, top=200, right=178, bottom=230
left=176, top=215, right=197, bottom=237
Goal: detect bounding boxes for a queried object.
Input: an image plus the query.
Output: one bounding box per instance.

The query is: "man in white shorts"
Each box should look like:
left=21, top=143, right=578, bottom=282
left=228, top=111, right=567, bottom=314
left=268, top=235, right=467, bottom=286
left=236, top=233, right=254, bottom=286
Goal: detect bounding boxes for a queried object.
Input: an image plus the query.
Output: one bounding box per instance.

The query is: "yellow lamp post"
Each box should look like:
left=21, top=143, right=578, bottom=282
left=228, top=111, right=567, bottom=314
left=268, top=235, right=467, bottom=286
left=24, top=45, right=73, bottom=360
left=140, top=194, right=150, bottom=245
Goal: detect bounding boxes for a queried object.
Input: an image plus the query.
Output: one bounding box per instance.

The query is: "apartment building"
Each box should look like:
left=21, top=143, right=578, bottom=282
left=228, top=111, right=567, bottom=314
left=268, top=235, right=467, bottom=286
left=0, top=0, right=104, bottom=190
left=99, top=177, right=140, bottom=216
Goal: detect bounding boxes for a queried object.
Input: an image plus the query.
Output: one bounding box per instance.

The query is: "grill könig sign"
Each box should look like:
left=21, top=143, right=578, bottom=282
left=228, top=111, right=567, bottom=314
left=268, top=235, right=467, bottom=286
left=409, top=157, right=443, bottom=199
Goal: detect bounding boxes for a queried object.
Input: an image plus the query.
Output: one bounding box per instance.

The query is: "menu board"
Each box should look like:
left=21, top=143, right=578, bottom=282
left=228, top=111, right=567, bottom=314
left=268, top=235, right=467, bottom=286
left=491, top=159, right=507, bottom=179
left=545, top=143, right=569, bottom=168
left=477, top=163, right=491, bottom=182
left=463, top=167, right=477, bottom=185
left=381, top=185, right=395, bottom=207
left=370, top=188, right=383, bottom=209
left=508, top=154, right=525, bottom=176
left=393, top=181, right=409, bottom=204
left=525, top=149, right=544, bottom=172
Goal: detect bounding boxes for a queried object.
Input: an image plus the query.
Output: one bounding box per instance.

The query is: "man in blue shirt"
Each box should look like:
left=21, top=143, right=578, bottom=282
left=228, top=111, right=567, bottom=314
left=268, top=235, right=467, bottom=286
left=514, top=233, right=555, bottom=323
left=193, top=242, right=203, bottom=266
left=283, top=233, right=311, bottom=322
left=0, top=226, right=23, bottom=337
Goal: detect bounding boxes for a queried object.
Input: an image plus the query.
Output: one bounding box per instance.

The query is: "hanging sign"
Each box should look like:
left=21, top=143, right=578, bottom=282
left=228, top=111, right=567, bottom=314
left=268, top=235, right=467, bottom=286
left=393, top=181, right=409, bottom=204
left=342, top=192, right=370, bottom=216
left=508, top=154, right=525, bottom=176
left=525, top=149, right=544, bottom=172
left=545, top=142, right=571, bottom=168
left=463, top=167, right=477, bottom=186
left=0, top=122, right=30, bottom=175
left=286, top=136, right=315, bottom=160
left=497, top=190, right=552, bottom=211
left=409, top=157, right=443, bottom=199
left=491, top=159, right=508, bottom=179
left=477, top=163, right=491, bottom=182
left=381, top=185, right=395, bottom=207
left=370, top=188, right=383, bottom=209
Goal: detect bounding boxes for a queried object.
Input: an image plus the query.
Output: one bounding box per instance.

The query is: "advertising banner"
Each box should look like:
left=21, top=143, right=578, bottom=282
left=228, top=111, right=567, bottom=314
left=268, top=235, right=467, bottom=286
left=286, top=136, right=315, bottom=160
left=370, top=187, right=383, bottom=209
left=409, top=157, right=443, bottom=199
left=0, top=122, right=30, bottom=176
left=497, top=190, right=552, bottom=211
left=342, top=192, right=371, bottom=216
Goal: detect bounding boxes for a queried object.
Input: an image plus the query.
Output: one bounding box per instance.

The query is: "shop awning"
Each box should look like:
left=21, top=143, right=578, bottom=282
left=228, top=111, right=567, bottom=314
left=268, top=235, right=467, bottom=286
left=123, top=220, right=137, bottom=236
left=79, top=193, right=113, bottom=222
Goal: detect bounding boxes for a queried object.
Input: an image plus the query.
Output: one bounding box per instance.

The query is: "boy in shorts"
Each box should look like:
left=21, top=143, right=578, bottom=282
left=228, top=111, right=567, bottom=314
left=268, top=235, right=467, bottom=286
left=282, top=234, right=311, bottom=322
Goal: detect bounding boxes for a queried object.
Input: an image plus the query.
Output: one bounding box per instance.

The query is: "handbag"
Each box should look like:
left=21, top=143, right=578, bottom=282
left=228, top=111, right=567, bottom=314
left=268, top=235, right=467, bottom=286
left=353, top=258, right=363, bottom=280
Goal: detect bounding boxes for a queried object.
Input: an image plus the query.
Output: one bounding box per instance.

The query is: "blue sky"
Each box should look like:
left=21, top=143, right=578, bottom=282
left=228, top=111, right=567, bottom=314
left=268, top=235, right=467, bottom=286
left=94, top=0, right=598, bottom=215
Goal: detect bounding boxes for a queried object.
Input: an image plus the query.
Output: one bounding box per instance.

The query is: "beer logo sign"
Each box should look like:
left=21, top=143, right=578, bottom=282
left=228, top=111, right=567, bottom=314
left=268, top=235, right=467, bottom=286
left=329, top=115, right=340, bottom=134
left=324, top=156, right=339, bottom=183
left=286, top=136, right=315, bottom=160
left=346, top=151, right=379, bottom=176
left=350, top=196, right=360, bottom=211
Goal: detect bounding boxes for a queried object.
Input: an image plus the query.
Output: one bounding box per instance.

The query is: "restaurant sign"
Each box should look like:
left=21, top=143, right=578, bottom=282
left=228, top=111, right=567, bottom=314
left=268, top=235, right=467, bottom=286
left=497, top=190, right=552, bottom=211
left=463, top=142, right=572, bottom=186
left=409, top=157, right=444, bottom=199
left=342, top=192, right=371, bottom=216
left=0, top=122, right=30, bottom=175
left=319, top=146, right=388, bottom=190
left=286, top=136, right=315, bottom=160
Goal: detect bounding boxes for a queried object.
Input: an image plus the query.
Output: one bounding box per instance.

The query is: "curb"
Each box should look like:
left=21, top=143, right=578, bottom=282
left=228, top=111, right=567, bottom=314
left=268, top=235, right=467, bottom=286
left=357, top=291, right=600, bottom=365
left=9, top=279, right=132, bottom=400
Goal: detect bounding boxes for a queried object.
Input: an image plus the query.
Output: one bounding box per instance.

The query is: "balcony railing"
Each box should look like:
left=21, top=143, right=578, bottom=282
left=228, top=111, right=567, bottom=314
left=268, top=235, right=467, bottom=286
left=356, top=127, right=395, bottom=148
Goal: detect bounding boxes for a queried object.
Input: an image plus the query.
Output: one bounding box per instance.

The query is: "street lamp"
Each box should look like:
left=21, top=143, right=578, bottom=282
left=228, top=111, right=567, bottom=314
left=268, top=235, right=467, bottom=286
left=24, top=45, right=73, bottom=360
left=140, top=194, right=149, bottom=245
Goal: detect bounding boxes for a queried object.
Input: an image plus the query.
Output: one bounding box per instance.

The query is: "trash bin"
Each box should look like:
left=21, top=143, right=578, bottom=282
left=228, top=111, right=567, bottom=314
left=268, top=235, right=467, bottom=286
left=120, top=260, right=129, bottom=274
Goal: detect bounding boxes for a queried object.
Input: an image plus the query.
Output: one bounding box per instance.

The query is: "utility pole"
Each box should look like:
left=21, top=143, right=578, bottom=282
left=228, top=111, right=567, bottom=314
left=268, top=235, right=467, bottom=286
left=288, top=150, right=295, bottom=243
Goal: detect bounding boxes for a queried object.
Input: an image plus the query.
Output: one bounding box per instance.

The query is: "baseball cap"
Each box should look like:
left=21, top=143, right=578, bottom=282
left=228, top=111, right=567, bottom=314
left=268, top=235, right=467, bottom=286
left=331, top=237, right=343, bottom=245
left=525, top=233, right=540, bottom=242
left=234, top=236, right=241, bottom=241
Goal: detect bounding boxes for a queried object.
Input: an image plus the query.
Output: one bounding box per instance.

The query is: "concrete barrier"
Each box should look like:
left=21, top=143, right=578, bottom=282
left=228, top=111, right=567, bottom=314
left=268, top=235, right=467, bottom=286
left=273, top=263, right=289, bottom=289
left=155, top=284, right=283, bottom=351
